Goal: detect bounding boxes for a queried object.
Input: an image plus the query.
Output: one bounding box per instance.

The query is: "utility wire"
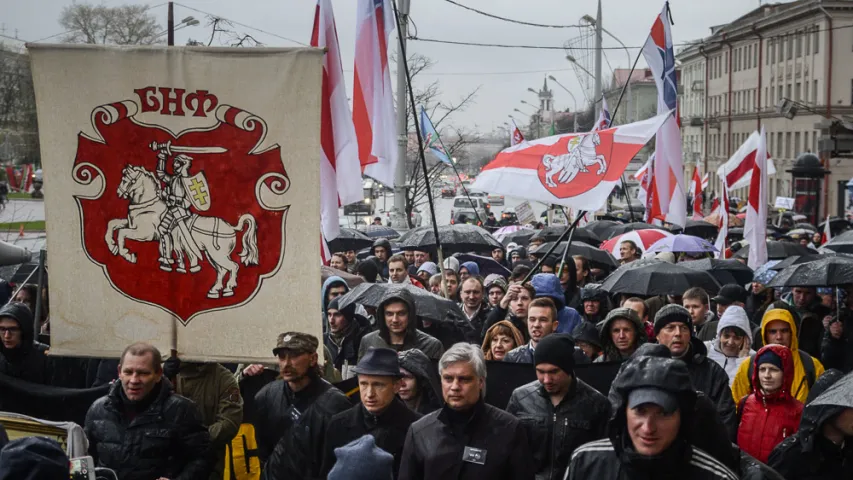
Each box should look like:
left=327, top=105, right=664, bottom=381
left=443, top=0, right=582, bottom=29
left=173, top=2, right=309, bottom=47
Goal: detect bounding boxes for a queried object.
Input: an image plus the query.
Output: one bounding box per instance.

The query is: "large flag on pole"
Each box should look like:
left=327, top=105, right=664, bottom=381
left=594, top=96, right=612, bottom=131
left=745, top=126, right=769, bottom=269
left=353, top=0, right=398, bottom=186
left=717, top=130, right=776, bottom=191
left=714, top=177, right=729, bottom=258
left=510, top=119, right=525, bottom=146
left=471, top=113, right=670, bottom=211
left=419, top=106, right=452, bottom=165
left=642, top=2, right=686, bottom=227
left=689, top=165, right=703, bottom=219
left=313, top=0, right=363, bottom=242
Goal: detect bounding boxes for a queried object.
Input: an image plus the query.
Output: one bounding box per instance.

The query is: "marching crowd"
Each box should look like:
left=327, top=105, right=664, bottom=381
left=0, top=230, right=853, bottom=479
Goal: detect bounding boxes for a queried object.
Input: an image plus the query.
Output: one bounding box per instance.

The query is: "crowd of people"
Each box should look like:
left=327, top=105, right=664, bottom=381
left=1, top=226, right=853, bottom=479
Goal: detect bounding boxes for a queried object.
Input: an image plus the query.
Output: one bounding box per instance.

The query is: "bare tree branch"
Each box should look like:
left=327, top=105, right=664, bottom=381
left=59, top=3, right=162, bottom=45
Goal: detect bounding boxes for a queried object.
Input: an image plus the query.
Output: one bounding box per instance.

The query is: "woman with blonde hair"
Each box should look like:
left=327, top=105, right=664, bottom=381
left=482, top=320, right=525, bottom=361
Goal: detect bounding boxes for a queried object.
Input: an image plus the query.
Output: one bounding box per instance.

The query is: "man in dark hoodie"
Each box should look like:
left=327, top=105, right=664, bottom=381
left=0, top=437, right=69, bottom=480
left=769, top=369, right=853, bottom=479
left=580, top=286, right=609, bottom=324
left=357, top=289, right=444, bottom=361
left=324, top=298, right=371, bottom=379
left=322, top=276, right=350, bottom=332
left=597, top=307, right=646, bottom=362
left=0, top=302, right=49, bottom=389
left=371, top=238, right=393, bottom=280
left=398, top=348, right=443, bottom=414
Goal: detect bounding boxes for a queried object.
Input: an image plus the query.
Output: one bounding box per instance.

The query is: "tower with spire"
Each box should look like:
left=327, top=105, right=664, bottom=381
left=538, top=77, right=554, bottom=114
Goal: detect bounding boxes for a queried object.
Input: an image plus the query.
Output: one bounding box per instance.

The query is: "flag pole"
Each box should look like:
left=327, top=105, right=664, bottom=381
left=521, top=212, right=585, bottom=284
left=391, top=0, right=447, bottom=285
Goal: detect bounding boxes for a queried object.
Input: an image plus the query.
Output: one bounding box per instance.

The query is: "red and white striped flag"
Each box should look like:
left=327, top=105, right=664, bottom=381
left=353, top=0, right=398, bottom=186
left=642, top=2, right=685, bottom=227
left=21, top=164, right=33, bottom=192
left=822, top=215, right=832, bottom=244
left=701, top=172, right=709, bottom=191
left=745, top=127, right=769, bottom=269
left=717, top=130, right=776, bottom=191
left=634, top=156, right=652, bottom=222
left=510, top=119, right=525, bottom=146
left=714, top=177, right=729, bottom=258
left=689, top=165, right=703, bottom=220
left=312, top=0, right=363, bottom=242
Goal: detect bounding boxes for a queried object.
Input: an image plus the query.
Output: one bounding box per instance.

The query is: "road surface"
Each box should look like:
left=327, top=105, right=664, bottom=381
left=0, top=199, right=45, bottom=224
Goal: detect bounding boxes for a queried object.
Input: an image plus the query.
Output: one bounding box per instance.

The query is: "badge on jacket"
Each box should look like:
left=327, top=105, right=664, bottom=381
left=462, top=446, right=487, bottom=465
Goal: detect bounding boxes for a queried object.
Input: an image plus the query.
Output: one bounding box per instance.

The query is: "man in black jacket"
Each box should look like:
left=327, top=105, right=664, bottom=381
left=254, top=332, right=351, bottom=478
left=399, top=343, right=534, bottom=480
left=84, top=342, right=211, bottom=480
left=506, top=334, right=610, bottom=480
left=653, top=304, right=738, bottom=439
left=567, top=356, right=738, bottom=480
left=820, top=310, right=853, bottom=373
left=0, top=302, right=49, bottom=385
left=324, top=298, right=371, bottom=379
left=322, top=348, right=421, bottom=477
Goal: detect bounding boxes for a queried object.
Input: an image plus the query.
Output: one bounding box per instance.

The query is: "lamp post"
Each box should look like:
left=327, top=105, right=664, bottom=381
left=520, top=101, right=542, bottom=138
left=157, top=15, right=200, bottom=42
left=581, top=14, right=633, bottom=122
left=545, top=77, right=580, bottom=133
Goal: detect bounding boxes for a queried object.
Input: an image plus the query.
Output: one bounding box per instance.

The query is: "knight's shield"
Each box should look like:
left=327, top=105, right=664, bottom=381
left=182, top=172, right=211, bottom=212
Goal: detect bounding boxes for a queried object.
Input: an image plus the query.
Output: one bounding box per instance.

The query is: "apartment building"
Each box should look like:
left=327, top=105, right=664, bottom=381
left=677, top=0, right=853, bottom=217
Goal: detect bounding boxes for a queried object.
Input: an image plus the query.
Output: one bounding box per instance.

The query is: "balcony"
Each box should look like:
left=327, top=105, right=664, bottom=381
left=689, top=117, right=704, bottom=127
left=691, top=80, right=704, bottom=92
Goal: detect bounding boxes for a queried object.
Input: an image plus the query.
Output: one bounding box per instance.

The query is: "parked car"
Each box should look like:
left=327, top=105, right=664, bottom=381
left=451, top=208, right=484, bottom=226
left=487, top=193, right=505, bottom=205
left=441, top=185, right=457, bottom=198
left=452, top=196, right=490, bottom=215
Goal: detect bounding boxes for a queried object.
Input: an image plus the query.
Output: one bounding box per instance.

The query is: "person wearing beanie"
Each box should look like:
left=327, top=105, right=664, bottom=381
left=356, top=257, right=381, bottom=283
left=737, top=344, right=804, bottom=463
left=483, top=274, right=508, bottom=308
left=704, top=305, right=755, bottom=386
left=0, top=437, right=69, bottom=480
left=654, top=304, right=738, bottom=440
left=506, top=334, right=610, bottom=480
left=459, top=261, right=480, bottom=281
left=327, top=435, right=394, bottom=480
left=321, top=348, right=421, bottom=478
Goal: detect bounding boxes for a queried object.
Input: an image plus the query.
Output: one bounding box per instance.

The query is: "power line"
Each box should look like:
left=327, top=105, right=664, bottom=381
left=443, top=0, right=583, bottom=29
left=173, top=3, right=309, bottom=47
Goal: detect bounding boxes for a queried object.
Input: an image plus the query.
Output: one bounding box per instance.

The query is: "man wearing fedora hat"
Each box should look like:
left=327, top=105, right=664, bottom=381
left=321, top=347, right=421, bottom=478
left=255, top=332, right=352, bottom=479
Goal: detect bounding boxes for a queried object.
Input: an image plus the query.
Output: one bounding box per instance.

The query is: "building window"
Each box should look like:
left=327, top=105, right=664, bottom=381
left=805, top=30, right=811, bottom=54
left=814, top=25, right=820, bottom=54
left=724, top=52, right=728, bottom=74
left=785, top=132, right=791, bottom=158
left=796, top=82, right=801, bottom=101
left=796, top=31, right=802, bottom=57
left=786, top=84, right=792, bottom=100
left=795, top=132, right=801, bottom=155
left=804, top=81, right=809, bottom=104
left=768, top=40, right=774, bottom=65
left=754, top=43, right=758, bottom=67
left=765, top=87, right=769, bottom=108
left=777, top=132, right=783, bottom=159
left=814, top=79, right=818, bottom=104
left=787, top=34, right=794, bottom=60
left=779, top=37, right=785, bottom=62
left=778, top=85, right=783, bottom=103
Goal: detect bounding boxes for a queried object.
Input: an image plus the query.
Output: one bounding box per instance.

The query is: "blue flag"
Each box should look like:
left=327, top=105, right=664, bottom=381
left=419, top=106, right=452, bottom=165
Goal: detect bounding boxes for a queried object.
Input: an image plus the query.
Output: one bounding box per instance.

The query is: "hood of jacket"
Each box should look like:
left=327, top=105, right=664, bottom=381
left=571, top=321, right=602, bottom=350
left=377, top=287, right=417, bottom=343
left=370, top=238, right=392, bottom=257
left=796, top=368, right=852, bottom=453
left=0, top=437, right=69, bottom=480
left=322, top=276, right=349, bottom=312
left=460, top=261, right=480, bottom=277
left=714, top=305, right=754, bottom=357
left=531, top=273, right=566, bottom=308
left=398, top=348, right=443, bottom=408
left=599, top=307, right=647, bottom=358
left=760, top=308, right=800, bottom=352
left=0, top=302, right=35, bottom=356
left=751, top=344, right=796, bottom=402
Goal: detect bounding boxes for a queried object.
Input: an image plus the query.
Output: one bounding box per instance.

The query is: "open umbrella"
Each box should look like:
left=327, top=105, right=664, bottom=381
left=793, top=222, right=817, bottom=232
left=337, top=282, right=465, bottom=324
left=734, top=241, right=817, bottom=260
left=680, top=258, right=754, bottom=286
left=646, top=234, right=718, bottom=254
left=599, top=259, right=721, bottom=296
left=606, top=222, right=659, bottom=238
left=682, top=219, right=719, bottom=239
left=359, top=224, right=401, bottom=239
left=327, top=228, right=374, bottom=253
left=498, top=228, right=539, bottom=247
left=529, top=241, right=617, bottom=270
left=768, top=255, right=853, bottom=287
left=821, top=229, right=853, bottom=254
left=705, top=211, right=744, bottom=227
left=398, top=224, right=502, bottom=254
left=452, top=253, right=512, bottom=278
left=785, top=228, right=815, bottom=239
left=493, top=225, right=533, bottom=242
left=808, top=368, right=853, bottom=409
left=584, top=220, right=622, bottom=238
left=534, top=226, right=601, bottom=245
left=321, top=266, right=364, bottom=289
left=770, top=252, right=853, bottom=271
left=819, top=216, right=850, bottom=235
left=599, top=229, right=674, bottom=257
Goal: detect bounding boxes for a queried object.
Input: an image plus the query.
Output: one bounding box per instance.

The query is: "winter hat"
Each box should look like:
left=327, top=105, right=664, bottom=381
left=542, top=256, right=558, bottom=270
left=713, top=284, right=748, bottom=305
left=653, top=304, right=693, bottom=335
left=534, top=333, right=576, bottom=375
left=570, top=321, right=602, bottom=350
left=506, top=242, right=519, bottom=252
left=417, top=261, right=439, bottom=277
left=0, top=437, right=70, bottom=480
left=356, top=258, right=380, bottom=283
left=443, top=256, right=460, bottom=273
left=484, top=274, right=508, bottom=293
left=328, top=434, right=394, bottom=480
left=756, top=349, right=784, bottom=371
left=460, top=261, right=480, bottom=277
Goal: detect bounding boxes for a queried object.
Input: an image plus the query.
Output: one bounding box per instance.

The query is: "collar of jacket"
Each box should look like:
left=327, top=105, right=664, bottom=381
left=437, top=397, right=486, bottom=431
left=360, top=396, right=409, bottom=429
left=459, top=302, right=483, bottom=321
left=284, top=372, right=326, bottom=403
left=330, top=319, right=360, bottom=347
left=536, top=375, right=579, bottom=409
left=106, top=377, right=173, bottom=423
left=616, top=429, right=691, bottom=475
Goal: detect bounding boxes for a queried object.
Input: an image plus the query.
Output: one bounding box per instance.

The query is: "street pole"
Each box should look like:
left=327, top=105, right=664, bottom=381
left=594, top=0, right=603, bottom=117
left=167, top=2, right=174, bottom=46
left=393, top=0, right=410, bottom=229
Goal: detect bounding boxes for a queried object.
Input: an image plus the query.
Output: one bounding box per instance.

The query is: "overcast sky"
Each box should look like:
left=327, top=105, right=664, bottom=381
left=7, top=0, right=781, bottom=133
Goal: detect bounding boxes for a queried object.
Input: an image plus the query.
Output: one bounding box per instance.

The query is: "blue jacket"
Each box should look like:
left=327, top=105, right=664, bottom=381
left=531, top=274, right=582, bottom=335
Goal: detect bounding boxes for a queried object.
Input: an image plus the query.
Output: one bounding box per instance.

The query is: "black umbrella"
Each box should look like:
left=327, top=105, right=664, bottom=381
left=398, top=224, right=502, bottom=254
left=822, top=230, right=853, bottom=254
left=682, top=219, right=719, bottom=239
left=819, top=216, right=850, bottom=235
left=327, top=228, right=374, bottom=253
left=533, top=226, right=601, bottom=246
left=606, top=222, right=658, bottom=238
left=529, top=241, right=617, bottom=270
left=453, top=253, right=512, bottom=278
left=768, top=255, right=853, bottom=287
left=808, top=369, right=853, bottom=409
left=358, top=224, right=401, bottom=239
left=793, top=222, right=817, bottom=232
left=584, top=220, right=622, bottom=238
left=499, top=229, right=539, bottom=247
left=337, top=282, right=465, bottom=323
left=600, top=259, right=721, bottom=296
left=770, top=252, right=853, bottom=271
left=733, top=241, right=818, bottom=260
left=679, top=258, right=754, bottom=286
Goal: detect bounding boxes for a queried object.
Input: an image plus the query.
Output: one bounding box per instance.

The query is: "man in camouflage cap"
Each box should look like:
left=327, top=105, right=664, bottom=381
left=252, top=332, right=352, bottom=479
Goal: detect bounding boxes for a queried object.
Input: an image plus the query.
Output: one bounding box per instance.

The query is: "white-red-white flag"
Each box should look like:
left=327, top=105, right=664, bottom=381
left=823, top=215, right=832, bottom=244
left=714, top=177, right=729, bottom=258
left=510, top=119, right=525, bottom=146
left=313, top=0, right=363, bottom=242
left=642, top=2, right=686, bottom=227
left=634, top=156, right=652, bottom=222
left=745, top=127, right=769, bottom=269
left=689, top=165, right=703, bottom=219
left=471, top=113, right=669, bottom=211
left=701, top=172, right=709, bottom=191
left=353, top=0, right=398, bottom=186
left=717, top=130, right=777, bottom=191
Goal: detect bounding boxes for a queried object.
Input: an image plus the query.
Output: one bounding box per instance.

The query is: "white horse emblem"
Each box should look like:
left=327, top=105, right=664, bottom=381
left=541, top=133, right=607, bottom=188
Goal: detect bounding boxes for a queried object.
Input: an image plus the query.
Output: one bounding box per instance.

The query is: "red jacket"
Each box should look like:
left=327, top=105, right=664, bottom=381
left=736, top=344, right=804, bottom=463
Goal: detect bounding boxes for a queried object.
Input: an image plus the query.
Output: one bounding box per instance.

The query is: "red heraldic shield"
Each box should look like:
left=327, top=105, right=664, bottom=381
left=73, top=101, right=290, bottom=323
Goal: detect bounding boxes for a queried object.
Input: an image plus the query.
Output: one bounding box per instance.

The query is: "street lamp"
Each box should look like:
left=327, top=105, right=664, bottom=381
left=155, top=16, right=200, bottom=39
left=581, top=14, right=633, bottom=122
left=565, top=55, right=595, bottom=80
left=548, top=75, right=579, bottom=132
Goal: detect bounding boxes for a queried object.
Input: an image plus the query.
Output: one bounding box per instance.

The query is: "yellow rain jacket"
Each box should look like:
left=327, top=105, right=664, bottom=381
left=731, top=308, right=824, bottom=404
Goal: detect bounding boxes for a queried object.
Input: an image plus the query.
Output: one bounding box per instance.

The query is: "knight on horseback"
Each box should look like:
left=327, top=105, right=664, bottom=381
left=156, top=151, right=203, bottom=272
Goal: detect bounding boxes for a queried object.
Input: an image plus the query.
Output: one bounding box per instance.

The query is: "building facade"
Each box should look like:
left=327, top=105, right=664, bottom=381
left=677, top=0, right=853, bottom=217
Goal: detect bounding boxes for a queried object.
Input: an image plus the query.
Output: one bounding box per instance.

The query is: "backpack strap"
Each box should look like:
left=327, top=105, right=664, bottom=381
left=746, top=354, right=756, bottom=391
left=798, top=350, right=816, bottom=388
